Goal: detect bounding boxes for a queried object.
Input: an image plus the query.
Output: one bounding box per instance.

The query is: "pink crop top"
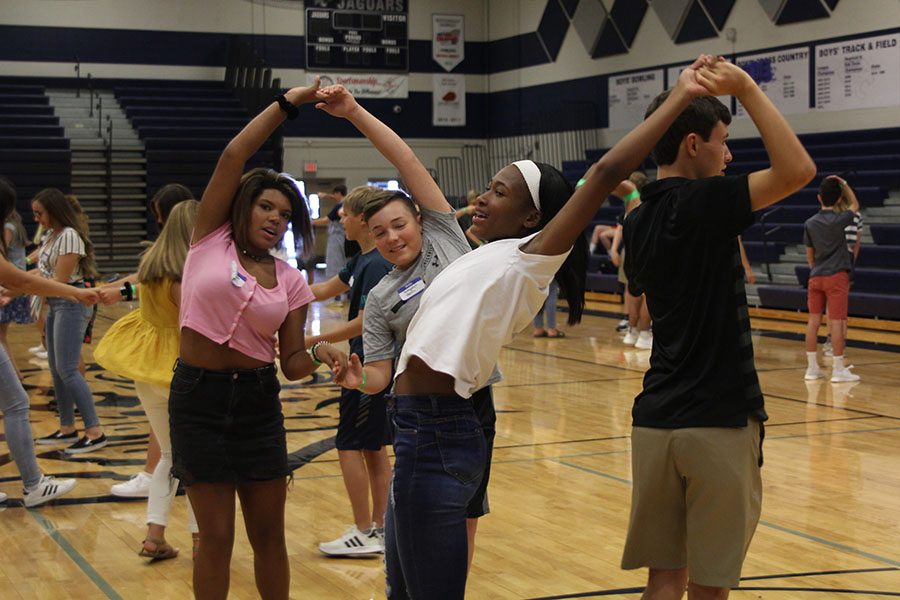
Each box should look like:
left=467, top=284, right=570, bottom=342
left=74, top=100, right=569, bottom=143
left=180, top=222, right=314, bottom=363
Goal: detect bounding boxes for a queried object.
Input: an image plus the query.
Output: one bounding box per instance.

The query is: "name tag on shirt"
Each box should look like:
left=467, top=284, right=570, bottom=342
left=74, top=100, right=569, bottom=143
left=231, top=261, right=247, bottom=288
left=348, top=275, right=355, bottom=288
left=397, top=277, right=426, bottom=302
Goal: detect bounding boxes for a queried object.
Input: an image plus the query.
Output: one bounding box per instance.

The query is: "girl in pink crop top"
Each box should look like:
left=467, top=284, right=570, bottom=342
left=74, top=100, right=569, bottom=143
left=169, top=78, right=347, bottom=600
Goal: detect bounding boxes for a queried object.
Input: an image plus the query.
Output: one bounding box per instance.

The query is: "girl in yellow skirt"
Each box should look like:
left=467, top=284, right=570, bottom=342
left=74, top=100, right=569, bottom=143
left=95, top=200, right=200, bottom=561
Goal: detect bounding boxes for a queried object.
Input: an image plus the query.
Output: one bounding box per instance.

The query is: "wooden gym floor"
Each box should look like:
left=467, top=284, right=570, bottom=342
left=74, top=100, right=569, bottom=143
left=1, top=298, right=899, bottom=599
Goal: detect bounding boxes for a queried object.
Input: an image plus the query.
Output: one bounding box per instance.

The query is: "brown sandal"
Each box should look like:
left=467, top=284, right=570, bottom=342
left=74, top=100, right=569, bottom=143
left=139, top=537, right=179, bottom=561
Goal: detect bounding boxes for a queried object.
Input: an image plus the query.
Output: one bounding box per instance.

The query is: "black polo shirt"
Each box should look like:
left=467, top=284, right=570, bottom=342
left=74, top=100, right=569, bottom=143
left=623, top=175, right=766, bottom=428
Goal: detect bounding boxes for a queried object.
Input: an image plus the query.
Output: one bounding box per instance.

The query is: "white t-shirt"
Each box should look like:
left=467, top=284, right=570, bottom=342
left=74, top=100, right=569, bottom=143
left=396, top=232, right=570, bottom=398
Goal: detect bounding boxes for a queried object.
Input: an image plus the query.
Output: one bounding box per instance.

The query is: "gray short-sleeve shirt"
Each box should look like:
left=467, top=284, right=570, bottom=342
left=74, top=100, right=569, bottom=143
left=804, top=210, right=855, bottom=278
left=362, top=208, right=472, bottom=363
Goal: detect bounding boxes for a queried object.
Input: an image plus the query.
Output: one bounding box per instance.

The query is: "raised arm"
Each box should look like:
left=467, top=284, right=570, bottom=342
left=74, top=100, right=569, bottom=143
left=193, top=80, right=322, bottom=243
left=835, top=176, right=859, bottom=212
left=316, top=86, right=452, bottom=213
left=697, top=61, right=816, bottom=211
left=523, top=56, right=713, bottom=257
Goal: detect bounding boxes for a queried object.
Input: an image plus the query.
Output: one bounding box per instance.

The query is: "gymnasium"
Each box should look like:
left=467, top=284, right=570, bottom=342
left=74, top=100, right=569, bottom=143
left=1, top=0, right=899, bottom=598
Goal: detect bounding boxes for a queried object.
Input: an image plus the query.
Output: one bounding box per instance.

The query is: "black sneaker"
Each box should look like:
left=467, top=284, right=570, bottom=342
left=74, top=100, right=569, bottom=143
left=64, top=433, right=108, bottom=454
left=36, top=430, right=79, bottom=445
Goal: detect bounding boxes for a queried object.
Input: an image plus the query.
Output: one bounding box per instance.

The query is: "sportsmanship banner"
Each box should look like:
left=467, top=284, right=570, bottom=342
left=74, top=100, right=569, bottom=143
left=736, top=47, right=810, bottom=118
left=308, top=72, right=408, bottom=99
left=815, top=33, right=900, bottom=111
left=608, top=69, right=664, bottom=130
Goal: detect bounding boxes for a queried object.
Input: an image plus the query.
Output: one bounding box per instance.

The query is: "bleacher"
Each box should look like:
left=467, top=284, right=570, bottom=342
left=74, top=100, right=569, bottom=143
left=572, top=127, right=900, bottom=324
left=114, top=82, right=273, bottom=204
left=0, top=83, right=71, bottom=231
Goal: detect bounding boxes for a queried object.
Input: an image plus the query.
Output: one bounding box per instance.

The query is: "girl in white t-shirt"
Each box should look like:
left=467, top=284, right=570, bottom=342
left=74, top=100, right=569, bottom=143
left=317, top=57, right=714, bottom=600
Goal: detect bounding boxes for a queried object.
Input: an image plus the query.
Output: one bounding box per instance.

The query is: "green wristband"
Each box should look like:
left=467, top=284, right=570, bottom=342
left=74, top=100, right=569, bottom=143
left=358, top=369, right=367, bottom=392
left=622, top=189, right=640, bottom=203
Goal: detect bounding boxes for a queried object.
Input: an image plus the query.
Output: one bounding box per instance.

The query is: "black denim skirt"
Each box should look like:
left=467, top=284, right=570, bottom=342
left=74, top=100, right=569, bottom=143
left=169, top=360, right=289, bottom=485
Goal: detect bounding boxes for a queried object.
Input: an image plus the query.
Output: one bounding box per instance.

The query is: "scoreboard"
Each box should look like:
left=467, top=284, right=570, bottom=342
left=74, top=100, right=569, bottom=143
left=305, top=0, right=409, bottom=72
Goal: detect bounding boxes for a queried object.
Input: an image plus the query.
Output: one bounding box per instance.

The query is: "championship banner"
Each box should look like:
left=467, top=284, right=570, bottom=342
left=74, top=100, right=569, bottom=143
left=815, top=33, right=900, bottom=112
left=432, top=73, right=465, bottom=127
left=736, top=47, right=810, bottom=118
left=308, top=72, right=408, bottom=99
left=433, top=14, right=464, bottom=72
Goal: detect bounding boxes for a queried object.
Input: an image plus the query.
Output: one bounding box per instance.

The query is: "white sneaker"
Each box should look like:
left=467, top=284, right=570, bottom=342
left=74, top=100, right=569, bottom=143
left=823, top=342, right=833, bottom=357
left=24, top=476, right=77, bottom=508
left=634, top=331, right=653, bottom=350
left=28, top=345, right=45, bottom=355
left=804, top=365, right=825, bottom=380
left=831, top=366, right=860, bottom=383
left=622, top=328, right=638, bottom=346
left=0, top=491, right=7, bottom=503
left=34, top=350, right=48, bottom=359
left=110, top=471, right=152, bottom=498
left=318, top=525, right=384, bottom=556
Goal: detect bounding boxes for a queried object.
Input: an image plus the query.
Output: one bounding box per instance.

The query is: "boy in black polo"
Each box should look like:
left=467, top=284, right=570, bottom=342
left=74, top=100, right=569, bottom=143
left=622, top=60, right=816, bottom=598
left=306, top=186, right=394, bottom=557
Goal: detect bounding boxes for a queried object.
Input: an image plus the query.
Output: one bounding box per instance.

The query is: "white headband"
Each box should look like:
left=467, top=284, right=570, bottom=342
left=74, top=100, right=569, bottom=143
left=512, top=160, right=542, bottom=211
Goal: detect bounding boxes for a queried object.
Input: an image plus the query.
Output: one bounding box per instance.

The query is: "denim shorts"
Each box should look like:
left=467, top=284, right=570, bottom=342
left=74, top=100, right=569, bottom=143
left=169, top=360, right=289, bottom=486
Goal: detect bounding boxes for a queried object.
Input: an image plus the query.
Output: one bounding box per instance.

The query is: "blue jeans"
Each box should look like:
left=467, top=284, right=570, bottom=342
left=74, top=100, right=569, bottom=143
left=532, top=280, right=559, bottom=330
left=385, top=395, right=486, bottom=600
left=46, top=297, right=99, bottom=429
left=0, top=344, right=42, bottom=488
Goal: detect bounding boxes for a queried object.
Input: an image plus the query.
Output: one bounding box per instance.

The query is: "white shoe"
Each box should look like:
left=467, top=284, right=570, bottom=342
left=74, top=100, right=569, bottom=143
left=28, top=345, right=45, bottom=355
left=110, top=471, right=152, bottom=498
left=634, top=331, right=653, bottom=350
left=34, top=350, right=48, bottom=359
left=831, top=367, right=860, bottom=383
left=24, top=476, right=76, bottom=508
left=0, top=491, right=7, bottom=503
left=823, top=342, right=833, bottom=357
left=318, top=525, right=384, bottom=556
left=804, top=365, right=825, bottom=380
left=622, top=328, right=638, bottom=345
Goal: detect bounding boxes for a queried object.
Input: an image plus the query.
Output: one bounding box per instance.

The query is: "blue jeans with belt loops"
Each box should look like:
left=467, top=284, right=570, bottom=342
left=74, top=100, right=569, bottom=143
left=385, top=394, right=486, bottom=600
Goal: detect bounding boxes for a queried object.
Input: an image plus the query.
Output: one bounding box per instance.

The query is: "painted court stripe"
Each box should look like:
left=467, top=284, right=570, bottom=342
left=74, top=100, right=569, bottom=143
left=28, top=510, right=123, bottom=600
left=554, top=461, right=900, bottom=568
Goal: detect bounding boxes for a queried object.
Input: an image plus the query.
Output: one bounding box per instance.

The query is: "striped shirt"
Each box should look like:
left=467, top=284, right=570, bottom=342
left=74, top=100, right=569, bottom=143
left=38, top=227, right=86, bottom=283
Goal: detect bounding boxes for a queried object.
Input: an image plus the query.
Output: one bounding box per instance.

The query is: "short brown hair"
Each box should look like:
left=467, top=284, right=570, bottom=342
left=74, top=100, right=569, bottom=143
left=645, top=91, right=732, bottom=166
left=361, top=190, right=418, bottom=223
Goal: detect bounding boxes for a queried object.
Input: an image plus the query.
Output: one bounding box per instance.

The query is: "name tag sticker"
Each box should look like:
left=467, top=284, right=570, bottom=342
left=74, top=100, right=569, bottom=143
left=231, top=261, right=247, bottom=288
left=397, top=277, right=426, bottom=302
left=348, top=275, right=355, bottom=288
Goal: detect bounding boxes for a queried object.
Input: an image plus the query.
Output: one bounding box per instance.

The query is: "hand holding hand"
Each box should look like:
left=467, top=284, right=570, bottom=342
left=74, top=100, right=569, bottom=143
left=315, top=342, right=349, bottom=379
left=315, top=85, right=361, bottom=119
left=673, top=54, right=718, bottom=99
left=285, top=76, right=322, bottom=106
left=97, top=286, right=121, bottom=305
left=335, top=353, right=363, bottom=389
left=74, top=288, right=100, bottom=306
left=695, top=59, right=753, bottom=98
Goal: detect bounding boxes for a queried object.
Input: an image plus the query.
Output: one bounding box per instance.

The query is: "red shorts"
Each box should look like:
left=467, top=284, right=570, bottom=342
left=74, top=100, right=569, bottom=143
left=807, top=271, right=850, bottom=320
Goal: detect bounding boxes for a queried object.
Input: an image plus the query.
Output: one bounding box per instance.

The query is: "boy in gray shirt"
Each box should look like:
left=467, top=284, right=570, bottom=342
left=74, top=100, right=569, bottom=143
left=803, top=175, right=860, bottom=383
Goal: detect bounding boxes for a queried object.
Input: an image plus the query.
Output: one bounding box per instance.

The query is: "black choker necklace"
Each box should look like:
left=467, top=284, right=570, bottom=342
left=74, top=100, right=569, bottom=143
left=238, top=244, right=272, bottom=262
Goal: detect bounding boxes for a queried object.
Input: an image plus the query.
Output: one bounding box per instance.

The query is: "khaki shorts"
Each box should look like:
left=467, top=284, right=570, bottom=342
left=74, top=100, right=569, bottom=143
left=621, top=420, right=763, bottom=588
